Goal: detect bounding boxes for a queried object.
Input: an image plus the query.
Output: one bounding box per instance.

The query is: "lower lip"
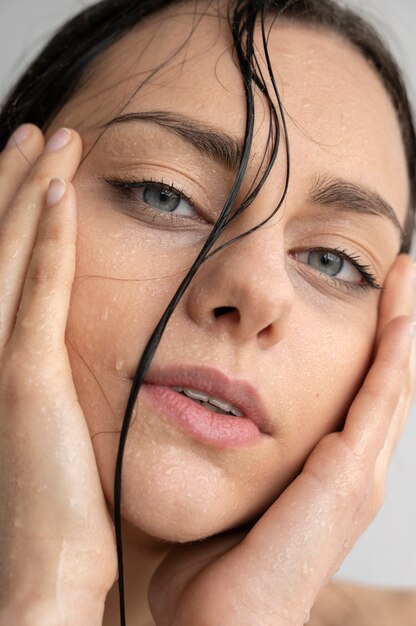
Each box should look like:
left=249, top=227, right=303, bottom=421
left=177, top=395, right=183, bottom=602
left=141, top=383, right=262, bottom=448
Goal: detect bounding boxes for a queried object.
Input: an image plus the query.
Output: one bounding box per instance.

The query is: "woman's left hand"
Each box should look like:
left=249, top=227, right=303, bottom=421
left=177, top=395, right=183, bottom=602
left=148, top=254, right=414, bottom=626
left=305, top=580, right=416, bottom=626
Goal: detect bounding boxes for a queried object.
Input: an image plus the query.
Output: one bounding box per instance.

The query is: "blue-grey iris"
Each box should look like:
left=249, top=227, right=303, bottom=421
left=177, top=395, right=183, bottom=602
left=143, top=185, right=180, bottom=212
left=308, top=250, right=343, bottom=276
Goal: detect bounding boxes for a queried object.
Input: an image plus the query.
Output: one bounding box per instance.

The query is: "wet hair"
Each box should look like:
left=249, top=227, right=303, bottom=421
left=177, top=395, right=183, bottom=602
left=1, top=1, right=414, bottom=624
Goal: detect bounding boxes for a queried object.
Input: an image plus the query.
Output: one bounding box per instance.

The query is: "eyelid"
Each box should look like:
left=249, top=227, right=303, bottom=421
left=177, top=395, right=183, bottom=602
left=105, top=161, right=216, bottom=207
left=102, top=176, right=213, bottom=221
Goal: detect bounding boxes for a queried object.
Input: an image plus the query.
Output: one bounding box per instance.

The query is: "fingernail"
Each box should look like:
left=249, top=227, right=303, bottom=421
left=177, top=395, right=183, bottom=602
left=5, top=124, right=32, bottom=149
left=46, top=178, right=67, bottom=206
left=409, top=321, right=416, bottom=338
left=44, top=128, right=71, bottom=154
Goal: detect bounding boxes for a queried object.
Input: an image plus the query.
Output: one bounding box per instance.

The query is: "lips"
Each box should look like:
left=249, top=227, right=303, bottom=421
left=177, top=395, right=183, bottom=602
left=142, top=365, right=273, bottom=437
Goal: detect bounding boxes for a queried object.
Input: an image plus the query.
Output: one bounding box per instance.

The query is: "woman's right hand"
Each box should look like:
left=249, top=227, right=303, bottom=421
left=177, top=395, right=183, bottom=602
left=0, top=125, right=117, bottom=625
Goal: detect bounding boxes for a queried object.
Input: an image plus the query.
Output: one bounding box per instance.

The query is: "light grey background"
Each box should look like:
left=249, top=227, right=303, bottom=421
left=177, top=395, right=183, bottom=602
left=0, top=0, right=415, bottom=588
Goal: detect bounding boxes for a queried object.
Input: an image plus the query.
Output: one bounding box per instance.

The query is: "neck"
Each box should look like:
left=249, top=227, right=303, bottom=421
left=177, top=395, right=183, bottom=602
left=103, top=519, right=170, bottom=626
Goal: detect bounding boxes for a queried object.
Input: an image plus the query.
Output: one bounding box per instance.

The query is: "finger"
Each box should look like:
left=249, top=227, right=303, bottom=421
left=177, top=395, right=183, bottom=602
left=376, top=254, right=413, bottom=344
left=11, top=178, right=77, bottom=349
left=0, top=124, right=45, bottom=216
left=342, top=315, right=412, bottom=459
left=344, top=380, right=415, bottom=561
left=344, top=318, right=416, bottom=552
left=0, top=129, right=82, bottom=343
left=375, top=363, right=413, bottom=478
left=383, top=335, right=414, bottom=458
left=376, top=292, right=416, bottom=463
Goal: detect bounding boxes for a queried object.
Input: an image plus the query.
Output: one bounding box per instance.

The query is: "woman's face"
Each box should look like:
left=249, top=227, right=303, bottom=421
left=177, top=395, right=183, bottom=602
left=47, top=4, right=408, bottom=541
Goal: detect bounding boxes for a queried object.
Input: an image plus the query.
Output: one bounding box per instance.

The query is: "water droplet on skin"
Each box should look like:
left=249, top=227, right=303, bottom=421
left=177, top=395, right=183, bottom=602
left=101, top=307, right=109, bottom=321
left=116, top=359, right=125, bottom=371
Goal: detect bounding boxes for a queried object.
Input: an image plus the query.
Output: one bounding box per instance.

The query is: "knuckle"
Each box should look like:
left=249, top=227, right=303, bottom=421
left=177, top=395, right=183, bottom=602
left=334, top=442, right=372, bottom=504
left=1, top=345, right=62, bottom=401
left=26, top=242, right=74, bottom=291
left=26, top=254, right=58, bottom=286
left=38, top=219, right=67, bottom=244
left=345, top=470, right=369, bottom=505
left=29, top=170, right=51, bottom=195
left=0, top=350, right=35, bottom=403
left=358, top=385, right=383, bottom=406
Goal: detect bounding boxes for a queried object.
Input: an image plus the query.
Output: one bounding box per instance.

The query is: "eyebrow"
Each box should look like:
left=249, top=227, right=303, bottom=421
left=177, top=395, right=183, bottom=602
left=102, top=112, right=404, bottom=240
left=102, top=110, right=244, bottom=171
left=307, top=175, right=404, bottom=242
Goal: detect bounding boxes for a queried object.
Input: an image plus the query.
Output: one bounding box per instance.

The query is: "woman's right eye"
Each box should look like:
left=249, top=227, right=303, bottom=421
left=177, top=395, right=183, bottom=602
left=104, top=178, right=201, bottom=220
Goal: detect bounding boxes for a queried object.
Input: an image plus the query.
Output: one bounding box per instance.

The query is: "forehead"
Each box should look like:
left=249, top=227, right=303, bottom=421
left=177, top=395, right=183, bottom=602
left=62, top=3, right=409, bottom=227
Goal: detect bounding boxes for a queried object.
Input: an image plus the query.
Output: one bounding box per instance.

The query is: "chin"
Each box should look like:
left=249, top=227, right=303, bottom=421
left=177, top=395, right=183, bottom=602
left=121, top=505, right=229, bottom=544
left=93, top=434, right=266, bottom=544
left=116, top=475, right=241, bottom=544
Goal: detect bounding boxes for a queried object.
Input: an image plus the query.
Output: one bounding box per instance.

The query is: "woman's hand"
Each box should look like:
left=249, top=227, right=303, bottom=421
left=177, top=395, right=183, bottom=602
left=306, top=580, right=416, bottom=626
left=148, top=254, right=414, bottom=626
left=0, top=125, right=117, bottom=625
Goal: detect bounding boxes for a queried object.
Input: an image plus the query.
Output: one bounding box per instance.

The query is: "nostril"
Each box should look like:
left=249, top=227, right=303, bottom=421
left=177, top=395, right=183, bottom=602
left=213, top=306, right=237, bottom=318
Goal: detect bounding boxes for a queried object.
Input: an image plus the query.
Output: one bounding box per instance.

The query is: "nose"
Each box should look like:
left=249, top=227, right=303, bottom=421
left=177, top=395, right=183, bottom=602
left=184, top=227, right=294, bottom=348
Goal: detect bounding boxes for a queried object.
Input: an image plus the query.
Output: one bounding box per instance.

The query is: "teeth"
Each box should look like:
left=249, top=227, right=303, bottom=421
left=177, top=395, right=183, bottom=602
left=207, top=396, right=239, bottom=414
left=172, top=386, right=243, bottom=417
left=200, top=401, right=229, bottom=415
left=229, top=407, right=244, bottom=417
left=182, top=388, right=210, bottom=403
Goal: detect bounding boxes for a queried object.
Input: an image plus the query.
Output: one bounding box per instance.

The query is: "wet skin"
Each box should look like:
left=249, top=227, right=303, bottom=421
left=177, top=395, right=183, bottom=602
left=43, top=6, right=409, bottom=549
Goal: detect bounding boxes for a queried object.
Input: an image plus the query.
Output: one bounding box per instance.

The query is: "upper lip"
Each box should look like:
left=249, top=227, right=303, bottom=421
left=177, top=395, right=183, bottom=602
left=144, top=365, right=273, bottom=435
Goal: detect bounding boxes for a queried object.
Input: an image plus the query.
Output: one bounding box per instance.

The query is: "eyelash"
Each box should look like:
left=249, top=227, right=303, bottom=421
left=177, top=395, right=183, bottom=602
left=103, top=176, right=382, bottom=292
left=102, top=175, right=204, bottom=221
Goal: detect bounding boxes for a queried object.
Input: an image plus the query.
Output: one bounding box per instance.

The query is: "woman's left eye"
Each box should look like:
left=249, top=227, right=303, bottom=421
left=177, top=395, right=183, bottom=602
left=294, top=248, right=377, bottom=287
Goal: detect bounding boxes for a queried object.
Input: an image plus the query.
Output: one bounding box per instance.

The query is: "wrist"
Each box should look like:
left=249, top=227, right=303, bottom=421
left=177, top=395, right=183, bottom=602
left=0, top=538, right=115, bottom=613
left=0, top=586, right=107, bottom=626
left=0, top=546, right=110, bottom=626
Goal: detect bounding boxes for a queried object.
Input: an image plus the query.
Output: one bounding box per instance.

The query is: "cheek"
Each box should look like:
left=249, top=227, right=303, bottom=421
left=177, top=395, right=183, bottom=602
left=274, top=310, right=377, bottom=471
left=65, top=196, right=199, bottom=430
